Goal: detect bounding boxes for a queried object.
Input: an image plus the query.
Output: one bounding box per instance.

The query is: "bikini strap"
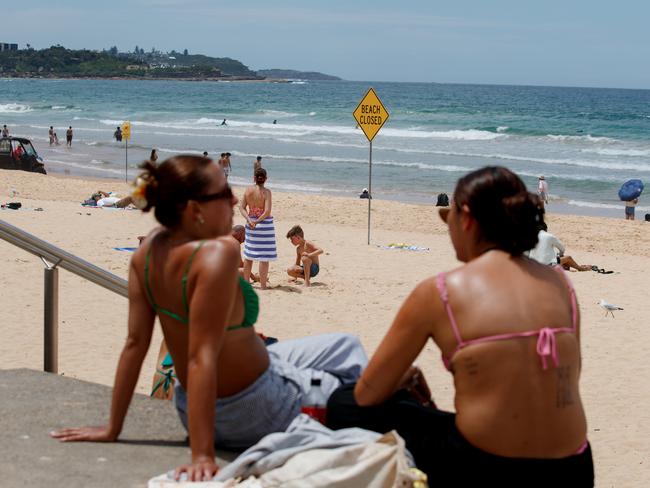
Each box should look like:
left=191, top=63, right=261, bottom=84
left=553, top=266, right=578, bottom=330
left=435, top=273, right=463, bottom=345
left=181, top=241, right=205, bottom=317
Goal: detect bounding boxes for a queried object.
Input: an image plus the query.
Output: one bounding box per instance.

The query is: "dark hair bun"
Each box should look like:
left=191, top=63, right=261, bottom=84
left=454, top=166, right=544, bottom=255
left=501, top=191, right=544, bottom=254
left=136, top=155, right=212, bottom=228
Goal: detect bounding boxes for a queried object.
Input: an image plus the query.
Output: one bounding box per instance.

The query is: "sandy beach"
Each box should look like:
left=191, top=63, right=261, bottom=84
left=0, top=168, right=648, bottom=486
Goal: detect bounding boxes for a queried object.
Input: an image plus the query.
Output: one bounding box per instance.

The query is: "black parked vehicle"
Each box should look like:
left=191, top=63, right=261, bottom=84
left=0, top=137, right=47, bottom=174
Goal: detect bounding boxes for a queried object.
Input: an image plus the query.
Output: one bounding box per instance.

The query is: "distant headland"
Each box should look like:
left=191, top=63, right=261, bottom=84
left=0, top=44, right=341, bottom=82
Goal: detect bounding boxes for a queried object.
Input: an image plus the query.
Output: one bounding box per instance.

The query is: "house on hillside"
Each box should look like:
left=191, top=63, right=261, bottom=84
left=0, top=43, right=18, bottom=51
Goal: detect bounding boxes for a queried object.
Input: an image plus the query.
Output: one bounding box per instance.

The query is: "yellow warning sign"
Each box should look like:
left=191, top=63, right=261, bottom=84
left=353, top=88, right=389, bottom=142
left=121, top=121, right=131, bottom=140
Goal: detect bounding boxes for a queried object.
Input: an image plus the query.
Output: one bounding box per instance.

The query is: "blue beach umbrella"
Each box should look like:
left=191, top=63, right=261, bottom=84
left=618, top=179, right=644, bottom=201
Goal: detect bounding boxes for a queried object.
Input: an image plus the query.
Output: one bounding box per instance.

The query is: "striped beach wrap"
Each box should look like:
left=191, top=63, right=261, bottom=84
left=244, top=216, right=277, bottom=261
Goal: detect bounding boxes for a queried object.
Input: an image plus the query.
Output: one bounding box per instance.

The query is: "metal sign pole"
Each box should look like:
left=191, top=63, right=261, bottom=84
left=367, top=140, right=372, bottom=245
left=125, top=139, right=128, bottom=182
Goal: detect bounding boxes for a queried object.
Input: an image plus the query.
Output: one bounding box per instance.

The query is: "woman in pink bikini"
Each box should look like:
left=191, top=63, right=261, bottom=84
left=327, top=166, right=593, bottom=486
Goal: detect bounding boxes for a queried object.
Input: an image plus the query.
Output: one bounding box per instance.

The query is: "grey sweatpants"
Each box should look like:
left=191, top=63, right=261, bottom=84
left=174, top=333, right=367, bottom=449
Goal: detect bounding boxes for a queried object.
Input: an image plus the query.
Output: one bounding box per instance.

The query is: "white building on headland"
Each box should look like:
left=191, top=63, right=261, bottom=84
left=0, top=43, right=19, bottom=51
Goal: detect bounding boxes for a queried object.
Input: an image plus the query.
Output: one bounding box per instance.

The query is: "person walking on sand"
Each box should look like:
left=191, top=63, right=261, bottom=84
left=286, top=225, right=323, bottom=287
left=51, top=155, right=367, bottom=482
left=239, top=167, right=276, bottom=289
left=327, top=166, right=593, bottom=485
left=538, top=175, right=549, bottom=207
left=625, top=198, right=638, bottom=220
left=66, top=126, right=73, bottom=147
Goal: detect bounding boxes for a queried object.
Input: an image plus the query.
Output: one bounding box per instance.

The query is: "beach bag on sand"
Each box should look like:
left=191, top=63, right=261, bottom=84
left=436, top=193, right=449, bottom=207
left=148, top=431, right=428, bottom=488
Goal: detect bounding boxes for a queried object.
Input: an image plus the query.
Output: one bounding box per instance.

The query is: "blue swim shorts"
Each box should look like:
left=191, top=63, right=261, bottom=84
left=301, top=263, right=319, bottom=278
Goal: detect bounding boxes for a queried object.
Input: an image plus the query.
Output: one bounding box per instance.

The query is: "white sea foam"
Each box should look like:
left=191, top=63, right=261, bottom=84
left=496, top=126, right=509, bottom=133
left=0, top=103, right=32, bottom=113
left=546, top=134, right=617, bottom=144
left=580, top=148, right=650, bottom=157
left=96, top=117, right=505, bottom=141
left=259, top=109, right=299, bottom=118
left=567, top=200, right=650, bottom=212
left=44, top=159, right=124, bottom=176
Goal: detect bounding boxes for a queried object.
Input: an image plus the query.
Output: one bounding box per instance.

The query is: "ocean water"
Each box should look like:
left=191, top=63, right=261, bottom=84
left=1, top=78, right=650, bottom=217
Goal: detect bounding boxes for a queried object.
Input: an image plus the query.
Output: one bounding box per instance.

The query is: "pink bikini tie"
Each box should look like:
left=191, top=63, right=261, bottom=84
left=536, top=327, right=559, bottom=370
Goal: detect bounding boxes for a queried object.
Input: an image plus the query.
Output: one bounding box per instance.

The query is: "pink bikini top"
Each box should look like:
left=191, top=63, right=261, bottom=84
left=436, top=268, right=589, bottom=456
left=249, top=207, right=264, bottom=219
left=436, top=267, right=577, bottom=373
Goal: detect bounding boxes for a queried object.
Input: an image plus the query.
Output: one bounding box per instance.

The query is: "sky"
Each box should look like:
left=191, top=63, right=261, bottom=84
left=6, top=0, right=650, bottom=89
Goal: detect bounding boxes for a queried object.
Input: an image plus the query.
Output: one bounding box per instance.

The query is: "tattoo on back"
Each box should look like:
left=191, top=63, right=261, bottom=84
left=463, top=357, right=479, bottom=376
left=556, top=366, right=574, bottom=408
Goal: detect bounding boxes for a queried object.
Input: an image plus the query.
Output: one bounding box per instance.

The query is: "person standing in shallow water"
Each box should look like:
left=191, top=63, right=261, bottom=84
left=538, top=175, right=549, bottom=207
left=625, top=198, right=638, bottom=220
left=239, top=168, right=276, bottom=289
left=66, top=126, right=73, bottom=147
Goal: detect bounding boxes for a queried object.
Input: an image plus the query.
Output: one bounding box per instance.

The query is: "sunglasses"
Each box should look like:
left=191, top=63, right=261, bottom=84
left=194, top=185, right=234, bottom=203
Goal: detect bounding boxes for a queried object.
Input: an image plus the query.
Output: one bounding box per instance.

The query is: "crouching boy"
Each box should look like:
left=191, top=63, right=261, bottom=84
left=286, top=225, right=323, bottom=287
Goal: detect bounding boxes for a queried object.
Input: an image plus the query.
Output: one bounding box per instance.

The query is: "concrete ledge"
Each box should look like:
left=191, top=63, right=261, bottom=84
left=0, top=369, right=235, bottom=488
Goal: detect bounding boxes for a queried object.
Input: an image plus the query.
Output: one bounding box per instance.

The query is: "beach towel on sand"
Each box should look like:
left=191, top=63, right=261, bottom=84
left=378, top=243, right=430, bottom=252
left=148, top=415, right=427, bottom=488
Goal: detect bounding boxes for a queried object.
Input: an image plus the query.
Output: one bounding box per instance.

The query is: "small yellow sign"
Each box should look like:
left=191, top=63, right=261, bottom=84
left=353, top=88, right=389, bottom=142
left=121, top=121, right=131, bottom=140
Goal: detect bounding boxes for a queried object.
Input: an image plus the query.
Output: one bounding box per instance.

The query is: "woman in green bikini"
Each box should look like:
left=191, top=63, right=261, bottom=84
left=51, top=155, right=366, bottom=481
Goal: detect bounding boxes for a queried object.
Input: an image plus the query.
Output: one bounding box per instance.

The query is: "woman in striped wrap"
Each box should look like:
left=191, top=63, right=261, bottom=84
left=239, top=167, right=276, bottom=289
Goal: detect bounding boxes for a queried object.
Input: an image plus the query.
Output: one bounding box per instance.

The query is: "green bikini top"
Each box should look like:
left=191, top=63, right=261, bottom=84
left=144, top=240, right=259, bottom=331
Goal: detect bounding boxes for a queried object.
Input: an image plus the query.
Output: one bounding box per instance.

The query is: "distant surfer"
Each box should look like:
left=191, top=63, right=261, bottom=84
left=221, top=119, right=227, bottom=126
left=273, top=119, right=277, bottom=124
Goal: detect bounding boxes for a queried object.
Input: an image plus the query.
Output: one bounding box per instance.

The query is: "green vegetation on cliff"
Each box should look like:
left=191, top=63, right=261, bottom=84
left=0, top=45, right=258, bottom=79
left=257, top=69, right=341, bottom=81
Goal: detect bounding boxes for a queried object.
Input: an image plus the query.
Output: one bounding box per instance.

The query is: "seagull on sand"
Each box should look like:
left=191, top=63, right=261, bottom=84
left=599, top=299, right=624, bottom=318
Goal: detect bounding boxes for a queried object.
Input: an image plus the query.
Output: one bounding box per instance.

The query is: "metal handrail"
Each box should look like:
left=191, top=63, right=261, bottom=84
left=0, top=219, right=128, bottom=373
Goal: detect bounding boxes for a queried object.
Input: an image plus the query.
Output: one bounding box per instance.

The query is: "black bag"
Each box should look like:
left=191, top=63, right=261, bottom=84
left=6, top=202, right=21, bottom=210
left=436, top=193, right=449, bottom=207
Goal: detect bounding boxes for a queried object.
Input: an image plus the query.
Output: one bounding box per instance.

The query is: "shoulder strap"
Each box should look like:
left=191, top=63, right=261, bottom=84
left=181, top=241, right=205, bottom=317
left=435, top=273, right=463, bottom=345
left=144, top=243, right=189, bottom=324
